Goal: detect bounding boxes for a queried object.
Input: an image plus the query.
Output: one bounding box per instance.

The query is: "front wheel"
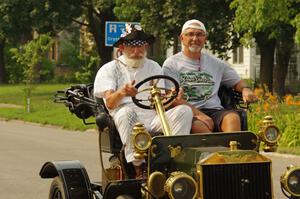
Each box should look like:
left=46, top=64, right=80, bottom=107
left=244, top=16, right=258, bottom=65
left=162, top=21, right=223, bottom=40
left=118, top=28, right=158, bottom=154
left=48, top=177, right=66, bottom=199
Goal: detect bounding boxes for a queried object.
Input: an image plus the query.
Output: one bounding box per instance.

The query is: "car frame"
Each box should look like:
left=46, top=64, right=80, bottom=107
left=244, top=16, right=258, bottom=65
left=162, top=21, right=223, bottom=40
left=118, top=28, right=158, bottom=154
left=39, top=75, right=297, bottom=199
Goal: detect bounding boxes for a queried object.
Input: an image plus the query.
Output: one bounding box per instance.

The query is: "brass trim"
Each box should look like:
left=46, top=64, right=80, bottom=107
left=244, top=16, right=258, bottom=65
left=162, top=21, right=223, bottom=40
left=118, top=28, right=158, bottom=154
left=164, top=171, right=197, bottom=199
left=198, top=150, right=271, bottom=165
left=229, top=141, right=238, bottom=151
left=132, top=123, right=152, bottom=160
left=148, top=171, right=167, bottom=198
left=133, top=131, right=152, bottom=151
left=281, top=165, right=300, bottom=197
left=198, top=157, right=274, bottom=199
left=151, top=87, right=172, bottom=136
left=261, top=125, right=280, bottom=144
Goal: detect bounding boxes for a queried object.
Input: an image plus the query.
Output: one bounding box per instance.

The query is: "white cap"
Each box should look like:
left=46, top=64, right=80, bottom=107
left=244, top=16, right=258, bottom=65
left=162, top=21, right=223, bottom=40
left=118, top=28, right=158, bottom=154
left=181, top=19, right=206, bottom=33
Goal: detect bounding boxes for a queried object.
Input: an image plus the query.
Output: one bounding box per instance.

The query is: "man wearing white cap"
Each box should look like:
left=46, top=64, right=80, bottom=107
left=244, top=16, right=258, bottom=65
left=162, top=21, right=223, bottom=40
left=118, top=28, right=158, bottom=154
left=94, top=24, right=193, bottom=178
left=163, top=19, right=257, bottom=133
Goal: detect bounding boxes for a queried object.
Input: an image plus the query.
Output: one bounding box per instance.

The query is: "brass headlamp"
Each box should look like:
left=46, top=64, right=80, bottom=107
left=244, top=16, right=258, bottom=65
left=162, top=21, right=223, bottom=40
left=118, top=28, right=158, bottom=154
left=164, top=171, right=197, bottom=199
left=132, top=123, right=152, bottom=160
left=258, top=116, right=280, bottom=152
left=281, top=165, right=300, bottom=198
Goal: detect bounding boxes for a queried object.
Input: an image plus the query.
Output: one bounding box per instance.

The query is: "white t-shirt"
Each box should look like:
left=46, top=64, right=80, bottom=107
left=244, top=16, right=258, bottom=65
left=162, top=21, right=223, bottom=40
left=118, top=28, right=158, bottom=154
left=163, top=52, right=240, bottom=109
left=94, top=55, right=163, bottom=128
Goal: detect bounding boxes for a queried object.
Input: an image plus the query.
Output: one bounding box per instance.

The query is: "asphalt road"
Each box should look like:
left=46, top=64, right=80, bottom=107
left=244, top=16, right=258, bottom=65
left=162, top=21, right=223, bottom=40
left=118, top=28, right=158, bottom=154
left=0, top=120, right=110, bottom=199
left=1, top=119, right=300, bottom=199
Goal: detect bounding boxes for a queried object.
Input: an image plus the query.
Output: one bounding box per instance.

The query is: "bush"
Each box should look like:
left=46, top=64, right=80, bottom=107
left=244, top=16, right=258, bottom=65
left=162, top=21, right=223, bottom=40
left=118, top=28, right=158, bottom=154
left=280, top=113, right=300, bottom=147
left=248, top=87, right=300, bottom=147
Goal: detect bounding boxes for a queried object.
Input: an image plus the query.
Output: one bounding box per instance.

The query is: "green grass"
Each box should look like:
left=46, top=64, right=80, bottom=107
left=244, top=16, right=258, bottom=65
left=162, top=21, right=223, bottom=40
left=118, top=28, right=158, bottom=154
left=0, top=84, right=96, bottom=131
left=277, top=147, right=300, bottom=156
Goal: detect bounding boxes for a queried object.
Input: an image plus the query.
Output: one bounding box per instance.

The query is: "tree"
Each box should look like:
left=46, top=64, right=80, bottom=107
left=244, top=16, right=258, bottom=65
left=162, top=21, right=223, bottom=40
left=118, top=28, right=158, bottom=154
left=81, top=0, right=116, bottom=68
left=0, top=0, right=83, bottom=83
left=0, top=35, right=5, bottom=83
left=231, top=0, right=300, bottom=96
left=10, top=34, right=53, bottom=112
left=32, top=0, right=116, bottom=69
left=0, top=0, right=34, bottom=83
left=114, top=0, right=240, bottom=60
left=294, top=14, right=300, bottom=43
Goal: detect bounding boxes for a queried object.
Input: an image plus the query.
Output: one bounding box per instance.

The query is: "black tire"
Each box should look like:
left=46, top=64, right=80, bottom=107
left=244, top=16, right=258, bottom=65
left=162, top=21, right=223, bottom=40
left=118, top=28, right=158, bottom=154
left=48, top=177, right=66, bottom=199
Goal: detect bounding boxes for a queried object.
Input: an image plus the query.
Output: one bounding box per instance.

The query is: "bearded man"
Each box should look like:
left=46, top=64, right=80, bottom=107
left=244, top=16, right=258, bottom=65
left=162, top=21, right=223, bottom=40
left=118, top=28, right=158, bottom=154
left=93, top=24, right=193, bottom=178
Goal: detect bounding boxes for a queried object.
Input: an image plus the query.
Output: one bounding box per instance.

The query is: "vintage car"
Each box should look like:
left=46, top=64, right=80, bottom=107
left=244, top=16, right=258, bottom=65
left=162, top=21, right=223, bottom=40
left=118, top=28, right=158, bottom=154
left=39, top=75, right=300, bottom=199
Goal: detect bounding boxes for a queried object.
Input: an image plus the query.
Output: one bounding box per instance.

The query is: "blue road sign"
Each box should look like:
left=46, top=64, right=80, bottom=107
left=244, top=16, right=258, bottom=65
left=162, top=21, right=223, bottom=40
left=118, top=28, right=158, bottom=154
left=105, top=21, right=140, bottom=47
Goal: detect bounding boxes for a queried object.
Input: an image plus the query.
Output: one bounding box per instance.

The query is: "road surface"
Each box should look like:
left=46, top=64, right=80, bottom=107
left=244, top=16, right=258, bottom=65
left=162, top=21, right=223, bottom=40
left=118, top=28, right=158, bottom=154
left=1, top=119, right=300, bottom=199
left=0, top=119, right=110, bottom=199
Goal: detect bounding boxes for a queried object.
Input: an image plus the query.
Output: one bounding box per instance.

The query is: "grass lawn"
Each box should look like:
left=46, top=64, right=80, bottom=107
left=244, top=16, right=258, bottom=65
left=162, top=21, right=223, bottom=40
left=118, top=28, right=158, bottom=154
left=0, top=84, right=96, bottom=131
left=277, top=147, right=300, bottom=155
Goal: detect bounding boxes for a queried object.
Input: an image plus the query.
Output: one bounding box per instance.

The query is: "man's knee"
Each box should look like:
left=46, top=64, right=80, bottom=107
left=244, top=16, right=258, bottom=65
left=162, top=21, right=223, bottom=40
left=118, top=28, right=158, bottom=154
left=224, top=112, right=240, bottom=123
left=114, top=106, right=138, bottom=125
left=221, top=112, right=241, bottom=131
left=174, top=105, right=193, bottom=120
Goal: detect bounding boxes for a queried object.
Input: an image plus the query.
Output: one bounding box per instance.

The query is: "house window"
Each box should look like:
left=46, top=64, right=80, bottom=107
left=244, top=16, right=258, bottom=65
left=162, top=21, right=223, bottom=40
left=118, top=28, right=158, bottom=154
left=233, top=46, right=244, bottom=64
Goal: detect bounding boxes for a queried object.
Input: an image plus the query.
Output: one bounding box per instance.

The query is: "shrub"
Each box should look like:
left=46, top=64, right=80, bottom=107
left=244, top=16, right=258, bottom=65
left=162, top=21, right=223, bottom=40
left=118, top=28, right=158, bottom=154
left=248, top=87, right=300, bottom=146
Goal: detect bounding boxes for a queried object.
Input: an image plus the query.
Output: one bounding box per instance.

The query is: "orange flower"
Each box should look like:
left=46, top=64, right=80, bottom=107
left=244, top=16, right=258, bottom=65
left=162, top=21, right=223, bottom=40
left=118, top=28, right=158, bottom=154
left=263, top=102, right=270, bottom=111
left=268, top=94, right=278, bottom=103
left=284, top=94, right=293, bottom=105
left=254, top=88, right=264, bottom=100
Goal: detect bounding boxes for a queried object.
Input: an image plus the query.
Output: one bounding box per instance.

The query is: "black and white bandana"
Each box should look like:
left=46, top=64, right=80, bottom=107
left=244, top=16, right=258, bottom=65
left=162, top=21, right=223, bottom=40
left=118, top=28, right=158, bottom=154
left=123, top=40, right=147, bottom=46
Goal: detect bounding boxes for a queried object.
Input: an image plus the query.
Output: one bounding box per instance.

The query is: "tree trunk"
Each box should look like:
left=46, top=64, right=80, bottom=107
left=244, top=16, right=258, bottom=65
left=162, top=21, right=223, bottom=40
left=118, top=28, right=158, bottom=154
left=273, top=28, right=294, bottom=98
left=0, top=39, right=6, bottom=84
left=86, top=3, right=115, bottom=71
left=173, top=34, right=179, bottom=55
left=255, top=32, right=276, bottom=92
left=151, top=38, right=165, bottom=65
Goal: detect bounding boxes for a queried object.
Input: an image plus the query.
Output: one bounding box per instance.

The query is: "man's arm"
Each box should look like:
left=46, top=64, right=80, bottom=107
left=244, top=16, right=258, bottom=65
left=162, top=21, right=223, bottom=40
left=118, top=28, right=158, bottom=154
left=104, top=80, right=137, bottom=109
left=233, top=79, right=258, bottom=103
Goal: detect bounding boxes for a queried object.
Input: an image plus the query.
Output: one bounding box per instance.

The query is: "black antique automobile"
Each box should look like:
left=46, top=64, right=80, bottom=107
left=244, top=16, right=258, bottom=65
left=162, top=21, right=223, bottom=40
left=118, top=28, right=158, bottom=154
left=39, top=75, right=300, bottom=199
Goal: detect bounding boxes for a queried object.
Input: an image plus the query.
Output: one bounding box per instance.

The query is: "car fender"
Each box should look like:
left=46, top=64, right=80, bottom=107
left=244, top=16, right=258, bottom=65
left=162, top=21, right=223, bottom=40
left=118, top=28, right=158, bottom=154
left=39, top=160, right=93, bottom=199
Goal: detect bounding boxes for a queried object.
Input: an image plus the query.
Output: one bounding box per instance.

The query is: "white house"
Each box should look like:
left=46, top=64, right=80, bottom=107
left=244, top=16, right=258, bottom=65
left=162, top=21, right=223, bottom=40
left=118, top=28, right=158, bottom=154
left=228, top=45, right=300, bottom=93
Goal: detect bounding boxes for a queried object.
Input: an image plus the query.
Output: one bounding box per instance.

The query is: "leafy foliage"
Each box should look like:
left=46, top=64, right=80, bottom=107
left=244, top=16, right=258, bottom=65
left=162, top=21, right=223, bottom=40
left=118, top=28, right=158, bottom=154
left=280, top=113, right=300, bottom=147
left=75, top=54, right=100, bottom=83
left=10, top=34, right=53, bottom=111
left=293, top=14, right=300, bottom=43
left=114, top=0, right=240, bottom=59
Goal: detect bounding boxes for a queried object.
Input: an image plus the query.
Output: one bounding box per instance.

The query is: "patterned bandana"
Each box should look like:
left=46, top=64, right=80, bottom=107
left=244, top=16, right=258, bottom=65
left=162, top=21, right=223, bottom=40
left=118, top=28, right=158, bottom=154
left=123, top=40, right=147, bottom=46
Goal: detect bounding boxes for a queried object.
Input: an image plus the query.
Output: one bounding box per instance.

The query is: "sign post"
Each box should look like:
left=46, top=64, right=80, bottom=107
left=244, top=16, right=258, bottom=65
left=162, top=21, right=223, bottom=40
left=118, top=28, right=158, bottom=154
left=105, top=21, right=140, bottom=47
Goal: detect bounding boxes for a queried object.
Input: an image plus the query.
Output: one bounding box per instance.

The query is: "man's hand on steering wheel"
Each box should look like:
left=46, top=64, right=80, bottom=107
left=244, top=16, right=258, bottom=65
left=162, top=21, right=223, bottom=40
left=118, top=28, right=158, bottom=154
left=169, top=87, right=187, bottom=106
left=120, top=80, right=137, bottom=97
left=132, top=75, right=179, bottom=109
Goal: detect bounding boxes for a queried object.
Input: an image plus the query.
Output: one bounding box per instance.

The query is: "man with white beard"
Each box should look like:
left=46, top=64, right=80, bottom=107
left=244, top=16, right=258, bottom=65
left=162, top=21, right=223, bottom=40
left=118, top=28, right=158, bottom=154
left=93, top=24, right=193, bottom=179
left=163, top=19, right=257, bottom=134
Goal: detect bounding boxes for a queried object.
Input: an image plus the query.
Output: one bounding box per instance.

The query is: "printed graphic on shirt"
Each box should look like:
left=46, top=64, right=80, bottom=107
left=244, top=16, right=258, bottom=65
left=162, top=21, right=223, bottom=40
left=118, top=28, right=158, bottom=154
left=180, top=71, right=214, bottom=102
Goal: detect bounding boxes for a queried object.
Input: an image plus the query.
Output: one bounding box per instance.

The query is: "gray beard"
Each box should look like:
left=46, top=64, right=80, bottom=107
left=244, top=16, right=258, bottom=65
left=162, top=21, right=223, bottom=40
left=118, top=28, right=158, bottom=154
left=188, top=45, right=201, bottom=53
left=181, top=44, right=202, bottom=53
left=123, top=54, right=146, bottom=68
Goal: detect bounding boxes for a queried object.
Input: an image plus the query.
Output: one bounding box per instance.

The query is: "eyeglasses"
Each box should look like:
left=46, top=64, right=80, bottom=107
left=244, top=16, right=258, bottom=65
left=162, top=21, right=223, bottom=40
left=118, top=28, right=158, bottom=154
left=183, top=32, right=206, bottom=38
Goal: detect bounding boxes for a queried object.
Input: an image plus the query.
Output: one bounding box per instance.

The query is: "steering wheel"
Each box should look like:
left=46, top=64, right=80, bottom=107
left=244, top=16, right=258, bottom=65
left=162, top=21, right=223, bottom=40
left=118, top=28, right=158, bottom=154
left=132, top=75, right=179, bottom=109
